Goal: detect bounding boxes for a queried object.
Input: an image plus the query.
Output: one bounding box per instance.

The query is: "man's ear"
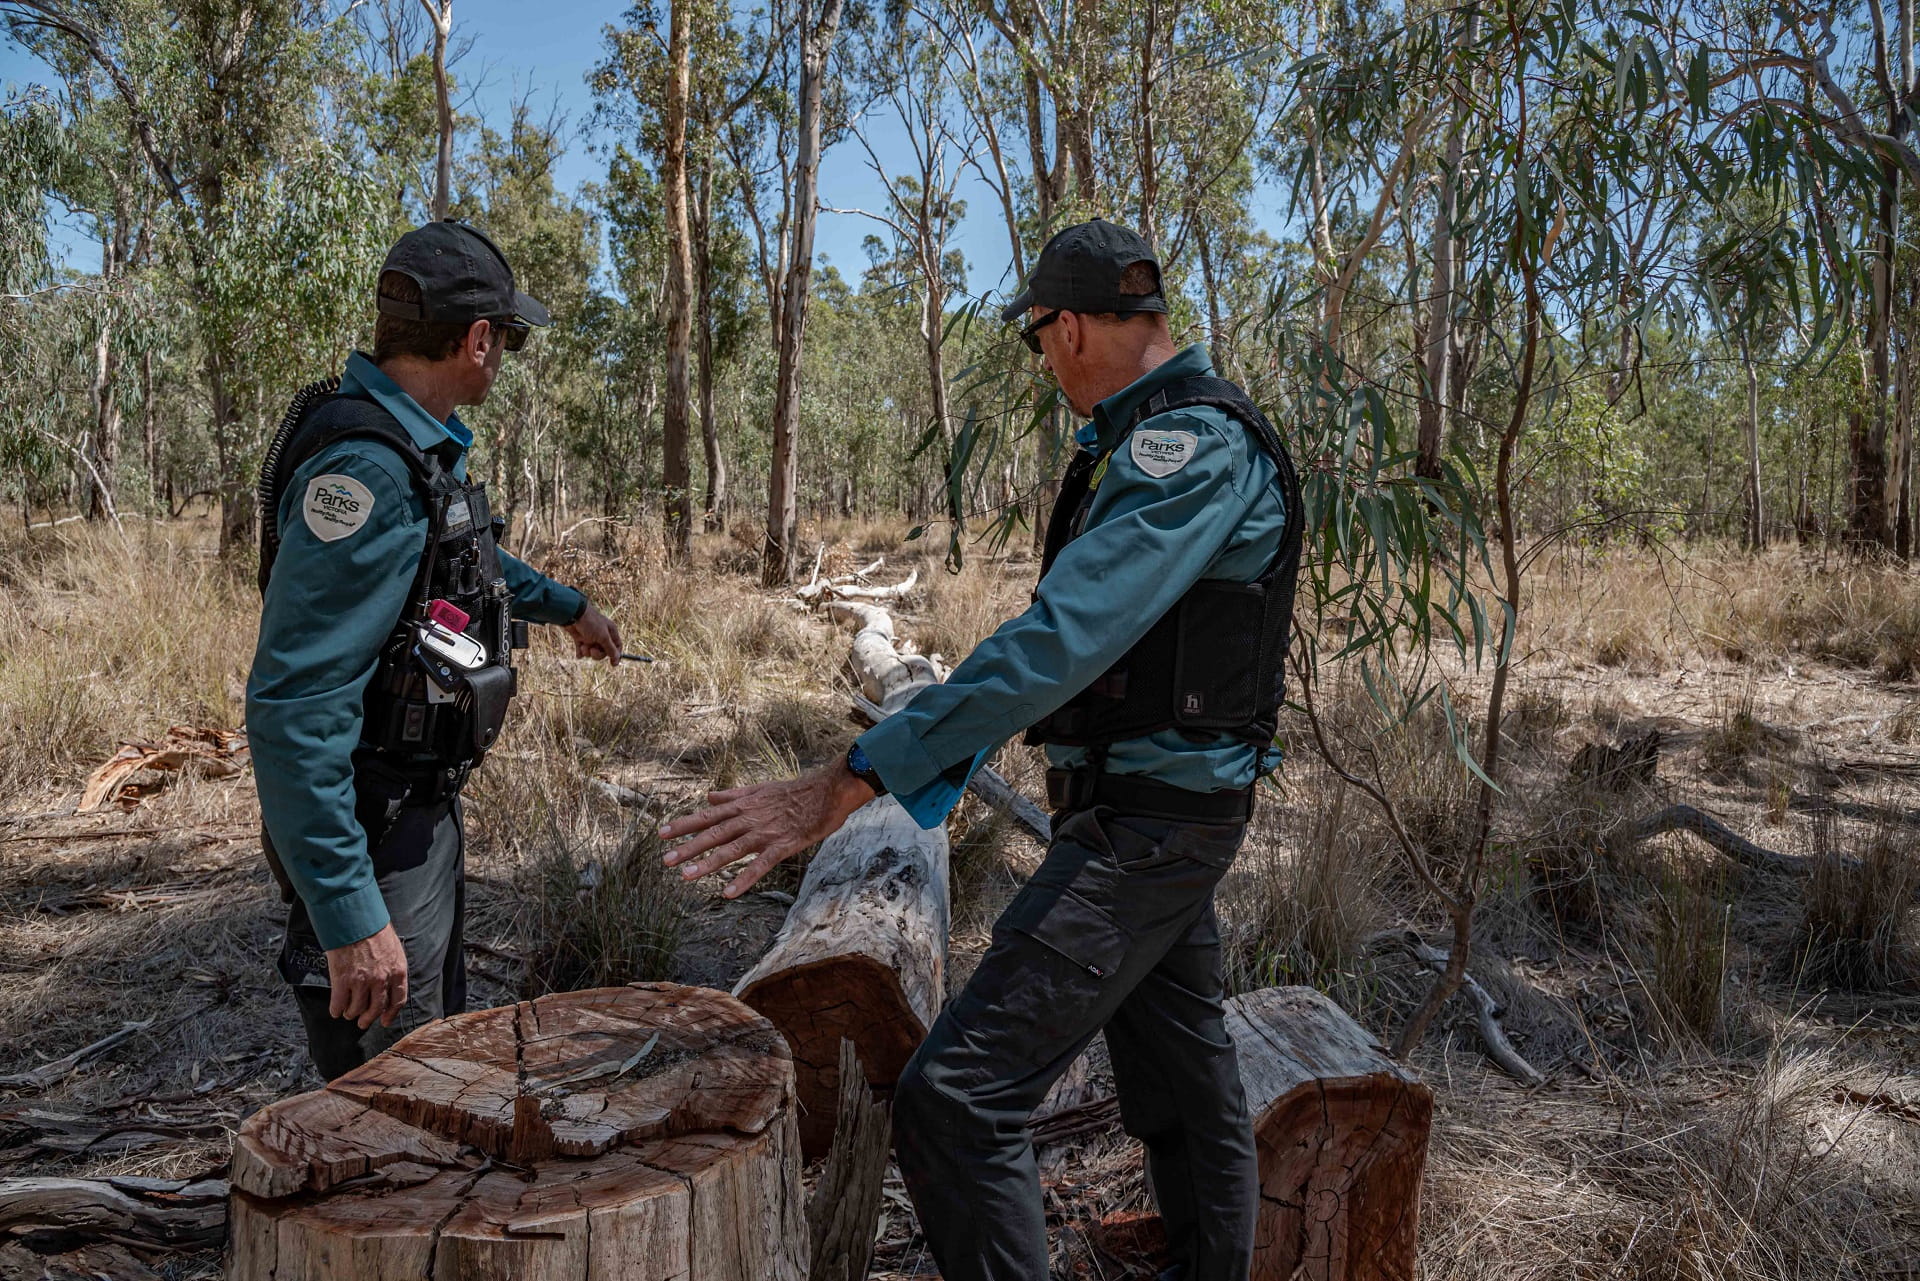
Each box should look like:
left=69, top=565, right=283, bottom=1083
left=464, top=318, right=493, bottom=364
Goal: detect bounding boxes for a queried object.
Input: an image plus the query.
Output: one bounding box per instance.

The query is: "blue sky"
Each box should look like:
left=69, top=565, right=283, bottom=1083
left=0, top=0, right=1027, bottom=301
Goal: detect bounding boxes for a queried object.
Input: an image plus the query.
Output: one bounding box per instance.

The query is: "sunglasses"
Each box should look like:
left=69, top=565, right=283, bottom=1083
left=490, top=318, right=532, bottom=353
left=1019, top=309, right=1062, bottom=355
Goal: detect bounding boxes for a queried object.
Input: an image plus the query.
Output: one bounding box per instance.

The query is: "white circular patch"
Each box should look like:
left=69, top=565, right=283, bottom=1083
left=1130, top=429, right=1199, bottom=478
left=302, top=473, right=376, bottom=541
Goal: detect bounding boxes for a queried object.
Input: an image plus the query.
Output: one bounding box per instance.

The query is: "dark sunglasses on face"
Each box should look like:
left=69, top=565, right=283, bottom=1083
left=490, top=318, right=532, bottom=353
left=1020, top=309, right=1062, bottom=355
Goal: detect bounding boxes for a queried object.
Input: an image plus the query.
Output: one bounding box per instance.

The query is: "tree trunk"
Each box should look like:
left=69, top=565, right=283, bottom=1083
left=735, top=600, right=949, bottom=1158
left=425, top=0, right=453, bottom=219
left=1227, top=987, right=1431, bottom=1281
left=762, top=0, right=846, bottom=587
left=140, top=350, right=158, bottom=504
left=228, top=983, right=805, bottom=1280
left=1742, top=333, right=1763, bottom=550
left=1851, top=167, right=1897, bottom=551
left=1417, top=9, right=1476, bottom=480
left=694, top=169, right=726, bottom=533
left=660, top=0, right=695, bottom=560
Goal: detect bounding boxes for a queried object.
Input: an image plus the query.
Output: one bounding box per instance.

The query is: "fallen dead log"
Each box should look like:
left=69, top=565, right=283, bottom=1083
left=739, top=599, right=951, bottom=1158
left=227, top=983, right=805, bottom=1280
left=0, top=1240, right=165, bottom=1281
left=0, top=1175, right=226, bottom=1252
left=1607, top=803, right=1804, bottom=874
left=0, top=1105, right=228, bottom=1158
left=1227, top=987, right=1431, bottom=1281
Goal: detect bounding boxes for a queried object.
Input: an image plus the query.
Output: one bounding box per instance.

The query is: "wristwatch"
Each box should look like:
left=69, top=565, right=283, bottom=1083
left=846, top=743, right=888, bottom=796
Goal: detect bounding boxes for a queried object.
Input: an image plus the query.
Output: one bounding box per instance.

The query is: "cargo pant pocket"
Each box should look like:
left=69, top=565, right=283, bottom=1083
left=1002, top=883, right=1129, bottom=980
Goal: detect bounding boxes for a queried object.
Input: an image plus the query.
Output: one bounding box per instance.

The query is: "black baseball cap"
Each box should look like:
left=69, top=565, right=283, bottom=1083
left=376, top=219, right=551, bottom=328
left=1000, top=218, right=1167, bottom=323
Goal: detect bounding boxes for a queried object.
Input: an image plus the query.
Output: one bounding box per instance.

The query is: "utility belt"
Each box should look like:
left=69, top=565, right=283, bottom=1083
left=352, top=751, right=472, bottom=808
left=1044, top=764, right=1255, bottom=825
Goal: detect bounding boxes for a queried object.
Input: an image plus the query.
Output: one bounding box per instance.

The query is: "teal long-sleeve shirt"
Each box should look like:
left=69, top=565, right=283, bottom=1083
left=857, top=344, right=1290, bottom=829
left=246, top=353, right=586, bottom=950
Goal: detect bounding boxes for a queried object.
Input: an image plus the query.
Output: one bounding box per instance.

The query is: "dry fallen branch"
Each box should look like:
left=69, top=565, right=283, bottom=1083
left=1367, top=930, right=1547, bottom=1086
left=0, top=1021, right=155, bottom=1092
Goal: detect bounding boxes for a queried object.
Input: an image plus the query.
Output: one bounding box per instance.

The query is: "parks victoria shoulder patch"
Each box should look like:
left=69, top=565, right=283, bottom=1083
left=303, top=473, right=376, bottom=541
left=1130, top=428, right=1199, bottom=478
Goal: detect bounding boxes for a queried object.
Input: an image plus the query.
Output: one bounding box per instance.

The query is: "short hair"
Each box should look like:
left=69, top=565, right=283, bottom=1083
left=1088, top=259, right=1164, bottom=325
left=373, top=271, right=471, bottom=363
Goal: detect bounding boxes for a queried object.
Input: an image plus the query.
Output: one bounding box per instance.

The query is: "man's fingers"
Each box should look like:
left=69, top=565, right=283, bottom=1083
left=677, top=833, right=766, bottom=881
left=721, top=848, right=791, bottom=899
left=338, top=978, right=370, bottom=1026
left=379, top=974, right=408, bottom=1028
left=663, top=820, right=749, bottom=868
left=660, top=802, right=742, bottom=843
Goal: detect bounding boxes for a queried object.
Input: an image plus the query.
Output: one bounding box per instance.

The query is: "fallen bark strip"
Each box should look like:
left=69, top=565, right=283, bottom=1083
left=0, top=1176, right=227, bottom=1251
left=1367, top=930, right=1546, bottom=1087
left=848, top=691, right=1050, bottom=842
left=0, top=1105, right=229, bottom=1157
left=1607, top=804, right=1804, bottom=874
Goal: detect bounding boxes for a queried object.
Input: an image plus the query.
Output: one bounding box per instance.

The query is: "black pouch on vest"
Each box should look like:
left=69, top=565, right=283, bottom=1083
left=463, top=664, right=513, bottom=758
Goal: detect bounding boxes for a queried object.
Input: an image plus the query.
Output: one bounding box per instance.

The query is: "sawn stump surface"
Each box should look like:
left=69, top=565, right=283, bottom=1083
left=227, top=982, right=806, bottom=1281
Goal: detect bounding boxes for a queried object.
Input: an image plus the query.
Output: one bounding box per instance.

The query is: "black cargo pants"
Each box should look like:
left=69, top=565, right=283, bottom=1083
left=264, top=768, right=468, bottom=1082
left=892, top=804, right=1258, bottom=1281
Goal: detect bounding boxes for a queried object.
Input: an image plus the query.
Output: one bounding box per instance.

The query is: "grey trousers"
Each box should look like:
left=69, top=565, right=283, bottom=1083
left=266, top=781, right=467, bottom=1082
left=893, top=804, right=1258, bottom=1281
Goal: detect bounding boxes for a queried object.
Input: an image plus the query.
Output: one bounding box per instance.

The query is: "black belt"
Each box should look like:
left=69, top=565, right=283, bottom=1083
left=353, top=752, right=471, bottom=806
left=1045, top=767, right=1254, bottom=824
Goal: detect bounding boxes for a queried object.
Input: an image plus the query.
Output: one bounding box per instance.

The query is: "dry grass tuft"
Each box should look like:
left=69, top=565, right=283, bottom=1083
left=517, top=817, right=690, bottom=995
left=1224, top=774, right=1382, bottom=996
left=1644, top=854, right=1733, bottom=1047
left=1796, top=810, right=1920, bottom=990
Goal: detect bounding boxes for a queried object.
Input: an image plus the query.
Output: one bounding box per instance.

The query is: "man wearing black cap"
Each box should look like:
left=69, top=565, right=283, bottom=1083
left=659, top=218, right=1301, bottom=1279
left=247, top=220, right=622, bottom=1079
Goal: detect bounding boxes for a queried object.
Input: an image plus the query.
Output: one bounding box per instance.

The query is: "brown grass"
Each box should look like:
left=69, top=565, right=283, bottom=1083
left=7, top=519, right=1920, bottom=1281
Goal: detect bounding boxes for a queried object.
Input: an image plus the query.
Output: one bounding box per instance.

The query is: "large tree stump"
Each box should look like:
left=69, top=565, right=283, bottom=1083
left=227, top=983, right=805, bottom=1280
left=738, top=597, right=951, bottom=1158
left=1227, top=987, right=1432, bottom=1281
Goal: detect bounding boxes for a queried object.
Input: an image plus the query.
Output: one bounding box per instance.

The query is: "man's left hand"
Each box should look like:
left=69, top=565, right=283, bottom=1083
left=661, top=759, right=878, bottom=898
left=565, top=602, right=622, bottom=664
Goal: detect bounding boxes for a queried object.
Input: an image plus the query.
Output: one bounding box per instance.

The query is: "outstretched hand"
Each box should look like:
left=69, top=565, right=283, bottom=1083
left=660, top=760, right=877, bottom=898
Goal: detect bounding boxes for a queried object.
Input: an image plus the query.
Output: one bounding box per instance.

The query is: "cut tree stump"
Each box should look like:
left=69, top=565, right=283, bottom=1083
left=1227, top=987, right=1432, bottom=1281
left=738, top=596, right=951, bottom=1158
left=227, top=982, right=805, bottom=1280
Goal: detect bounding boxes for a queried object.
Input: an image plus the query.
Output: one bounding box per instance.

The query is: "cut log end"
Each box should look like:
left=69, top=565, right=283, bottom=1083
left=737, top=955, right=927, bottom=1155
left=1228, top=987, right=1433, bottom=1281
left=227, top=983, right=805, bottom=1281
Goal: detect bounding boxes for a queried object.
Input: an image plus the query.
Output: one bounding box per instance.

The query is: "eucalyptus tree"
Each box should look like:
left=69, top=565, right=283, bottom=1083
left=0, top=0, right=380, bottom=548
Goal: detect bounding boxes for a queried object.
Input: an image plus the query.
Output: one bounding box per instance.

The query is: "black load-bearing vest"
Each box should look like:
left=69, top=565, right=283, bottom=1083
left=1024, top=374, right=1304, bottom=759
left=257, top=377, right=521, bottom=773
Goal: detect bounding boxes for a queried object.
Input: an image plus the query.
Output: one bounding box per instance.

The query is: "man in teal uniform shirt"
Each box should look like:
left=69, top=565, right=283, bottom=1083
left=661, top=220, right=1301, bottom=1279
left=249, top=220, right=622, bottom=1079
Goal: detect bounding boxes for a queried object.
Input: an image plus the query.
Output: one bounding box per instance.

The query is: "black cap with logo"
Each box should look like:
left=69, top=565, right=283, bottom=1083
left=376, top=219, right=551, bottom=328
left=1000, top=218, right=1167, bottom=323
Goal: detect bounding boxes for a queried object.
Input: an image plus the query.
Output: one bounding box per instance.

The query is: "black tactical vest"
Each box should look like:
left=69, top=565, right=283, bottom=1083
left=1024, top=374, right=1304, bottom=759
left=258, top=377, right=521, bottom=775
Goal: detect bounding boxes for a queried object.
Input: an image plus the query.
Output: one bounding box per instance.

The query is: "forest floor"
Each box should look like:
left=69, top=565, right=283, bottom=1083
left=2, top=516, right=1919, bottom=1279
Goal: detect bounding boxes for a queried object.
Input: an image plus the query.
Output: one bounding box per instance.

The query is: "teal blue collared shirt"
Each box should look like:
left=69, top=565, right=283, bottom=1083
left=857, top=345, right=1288, bottom=828
left=246, top=352, right=586, bottom=949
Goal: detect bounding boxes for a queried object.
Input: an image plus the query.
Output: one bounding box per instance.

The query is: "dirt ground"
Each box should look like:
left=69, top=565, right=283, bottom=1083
left=2, top=522, right=1918, bottom=1279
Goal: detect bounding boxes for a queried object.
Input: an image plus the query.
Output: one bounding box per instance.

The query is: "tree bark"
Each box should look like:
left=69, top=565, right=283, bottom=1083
left=227, top=983, right=805, bottom=1280
left=694, top=167, right=726, bottom=532
left=762, top=0, right=846, bottom=586
left=1226, top=987, right=1431, bottom=1281
left=1741, top=331, right=1764, bottom=550
left=662, top=0, right=695, bottom=560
